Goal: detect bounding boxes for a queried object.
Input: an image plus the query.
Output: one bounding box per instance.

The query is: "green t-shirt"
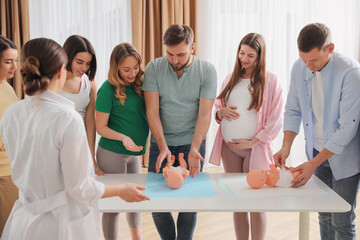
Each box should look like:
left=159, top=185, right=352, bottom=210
left=95, top=80, right=149, bottom=155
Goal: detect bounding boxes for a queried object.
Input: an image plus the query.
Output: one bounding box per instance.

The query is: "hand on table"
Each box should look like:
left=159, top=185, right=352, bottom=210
left=290, top=161, right=317, bottom=188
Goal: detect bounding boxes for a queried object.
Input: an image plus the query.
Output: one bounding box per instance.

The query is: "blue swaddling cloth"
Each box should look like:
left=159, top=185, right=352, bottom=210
left=144, top=172, right=217, bottom=198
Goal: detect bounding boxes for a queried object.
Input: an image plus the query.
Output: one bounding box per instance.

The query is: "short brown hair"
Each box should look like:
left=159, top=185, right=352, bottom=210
left=163, top=24, right=194, bottom=46
left=63, top=35, right=97, bottom=81
left=297, top=23, right=332, bottom=53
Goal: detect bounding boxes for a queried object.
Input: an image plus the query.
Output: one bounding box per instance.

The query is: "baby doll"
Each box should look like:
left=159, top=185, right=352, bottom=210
left=247, top=164, right=301, bottom=189
left=163, top=153, right=190, bottom=189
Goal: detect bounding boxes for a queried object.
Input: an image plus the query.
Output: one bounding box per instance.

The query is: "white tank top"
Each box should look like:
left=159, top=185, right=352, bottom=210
left=221, top=78, right=257, bottom=143
left=59, top=74, right=91, bottom=120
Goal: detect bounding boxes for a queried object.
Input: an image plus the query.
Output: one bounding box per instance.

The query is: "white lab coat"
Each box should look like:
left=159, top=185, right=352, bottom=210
left=0, top=91, right=105, bottom=240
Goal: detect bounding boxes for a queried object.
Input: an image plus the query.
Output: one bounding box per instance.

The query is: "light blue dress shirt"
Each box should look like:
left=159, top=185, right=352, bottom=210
left=284, top=51, right=360, bottom=180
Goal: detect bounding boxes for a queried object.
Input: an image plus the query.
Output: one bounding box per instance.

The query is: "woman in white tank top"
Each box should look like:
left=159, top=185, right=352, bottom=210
left=209, top=33, right=284, bottom=240
left=60, top=35, right=105, bottom=176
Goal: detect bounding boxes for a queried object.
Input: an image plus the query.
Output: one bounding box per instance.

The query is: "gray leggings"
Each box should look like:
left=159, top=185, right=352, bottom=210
left=96, top=146, right=142, bottom=239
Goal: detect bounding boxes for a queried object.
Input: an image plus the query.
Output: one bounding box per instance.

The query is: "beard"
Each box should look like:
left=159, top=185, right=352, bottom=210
left=170, top=54, right=192, bottom=72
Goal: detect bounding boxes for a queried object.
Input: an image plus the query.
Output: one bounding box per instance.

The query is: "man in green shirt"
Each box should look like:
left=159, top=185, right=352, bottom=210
left=143, top=24, right=217, bottom=240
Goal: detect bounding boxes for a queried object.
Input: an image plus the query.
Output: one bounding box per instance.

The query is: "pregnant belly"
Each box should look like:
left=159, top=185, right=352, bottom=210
left=221, top=115, right=257, bottom=143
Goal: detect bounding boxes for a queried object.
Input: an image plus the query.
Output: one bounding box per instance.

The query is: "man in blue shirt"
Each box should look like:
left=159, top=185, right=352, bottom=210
left=143, top=24, right=217, bottom=240
left=274, top=23, right=360, bottom=240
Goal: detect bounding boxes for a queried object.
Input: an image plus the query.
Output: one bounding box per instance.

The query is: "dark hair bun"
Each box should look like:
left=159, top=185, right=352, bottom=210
left=22, top=56, right=41, bottom=79
left=21, top=56, right=50, bottom=95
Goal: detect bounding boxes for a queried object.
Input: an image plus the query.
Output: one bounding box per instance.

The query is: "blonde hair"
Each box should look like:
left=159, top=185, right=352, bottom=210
left=108, top=43, right=143, bottom=104
left=218, top=33, right=266, bottom=111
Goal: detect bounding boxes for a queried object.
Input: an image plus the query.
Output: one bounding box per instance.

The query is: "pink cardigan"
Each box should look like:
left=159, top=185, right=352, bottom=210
left=209, top=71, right=283, bottom=171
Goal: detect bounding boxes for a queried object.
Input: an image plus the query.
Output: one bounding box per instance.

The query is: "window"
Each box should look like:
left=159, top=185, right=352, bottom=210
left=198, top=0, right=360, bottom=165
left=29, top=0, right=132, bottom=87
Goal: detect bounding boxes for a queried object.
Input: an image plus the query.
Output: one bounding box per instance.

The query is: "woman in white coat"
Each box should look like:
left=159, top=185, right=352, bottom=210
left=0, top=38, right=149, bottom=240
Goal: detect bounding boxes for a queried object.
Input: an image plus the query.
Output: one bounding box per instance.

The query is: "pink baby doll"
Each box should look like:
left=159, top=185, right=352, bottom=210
left=163, top=153, right=190, bottom=189
left=247, top=164, right=301, bottom=189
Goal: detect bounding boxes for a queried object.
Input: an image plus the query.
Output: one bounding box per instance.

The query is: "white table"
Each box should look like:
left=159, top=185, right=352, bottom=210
left=97, top=173, right=350, bottom=240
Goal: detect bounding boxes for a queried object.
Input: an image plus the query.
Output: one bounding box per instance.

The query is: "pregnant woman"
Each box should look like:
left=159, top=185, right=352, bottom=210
left=209, top=33, right=283, bottom=240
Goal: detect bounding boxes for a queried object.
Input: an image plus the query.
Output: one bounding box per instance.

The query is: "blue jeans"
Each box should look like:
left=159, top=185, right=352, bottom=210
left=148, top=141, right=206, bottom=240
left=313, top=149, right=360, bottom=240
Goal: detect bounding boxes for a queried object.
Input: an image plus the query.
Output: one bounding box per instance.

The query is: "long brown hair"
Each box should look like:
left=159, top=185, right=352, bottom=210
left=108, top=43, right=143, bottom=105
left=0, top=35, right=17, bottom=58
left=218, top=33, right=266, bottom=111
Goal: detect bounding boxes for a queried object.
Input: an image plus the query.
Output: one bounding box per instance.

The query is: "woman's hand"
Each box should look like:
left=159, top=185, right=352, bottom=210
left=121, top=135, right=143, bottom=152
left=94, top=163, right=106, bottom=176
left=118, top=183, right=150, bottom=202
left=227, top=138, right=259, bottom=149
left=103, top=183, right=149, bottom=201
left=218, top=106, right=239, bottom=121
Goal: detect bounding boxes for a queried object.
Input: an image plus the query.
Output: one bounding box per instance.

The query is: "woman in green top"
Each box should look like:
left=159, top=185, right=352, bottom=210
left=95, top=43, right=149, bottom=240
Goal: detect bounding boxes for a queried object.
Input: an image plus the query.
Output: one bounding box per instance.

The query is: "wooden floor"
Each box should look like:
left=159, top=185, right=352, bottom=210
left=99, top=166, right=360, bottom=240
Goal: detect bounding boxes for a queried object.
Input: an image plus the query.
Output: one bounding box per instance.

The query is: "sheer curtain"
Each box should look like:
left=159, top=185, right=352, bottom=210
left=28, top=0, right=132, bottom=88
left=198, top=0, right=360, bottom=166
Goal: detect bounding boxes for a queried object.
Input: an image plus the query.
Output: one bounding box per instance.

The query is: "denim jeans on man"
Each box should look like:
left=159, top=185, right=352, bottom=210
left=148, top=140, right=206, bottom=240
left=313, top=149, right=360, bottom=240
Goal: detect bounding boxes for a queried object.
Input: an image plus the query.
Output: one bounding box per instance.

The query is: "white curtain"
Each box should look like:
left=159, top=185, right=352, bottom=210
left=28, top=0, right=132, bottom=88
left=198, top=0, right=360, bottom=166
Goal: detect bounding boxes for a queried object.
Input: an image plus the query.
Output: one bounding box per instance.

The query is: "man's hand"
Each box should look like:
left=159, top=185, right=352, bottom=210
left=156, top=148, right=172, bottom=173
left=273, top=147, right=290, bottom=167
left=188, top=149, right=205, bottom=177
left=274, top=131, right=297, bottom=167
left=290, top=161, right=317, bottom=188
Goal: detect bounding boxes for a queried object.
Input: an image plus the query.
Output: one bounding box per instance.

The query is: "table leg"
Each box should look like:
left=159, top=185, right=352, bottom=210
left=299, top=212, right=310, bottom=240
